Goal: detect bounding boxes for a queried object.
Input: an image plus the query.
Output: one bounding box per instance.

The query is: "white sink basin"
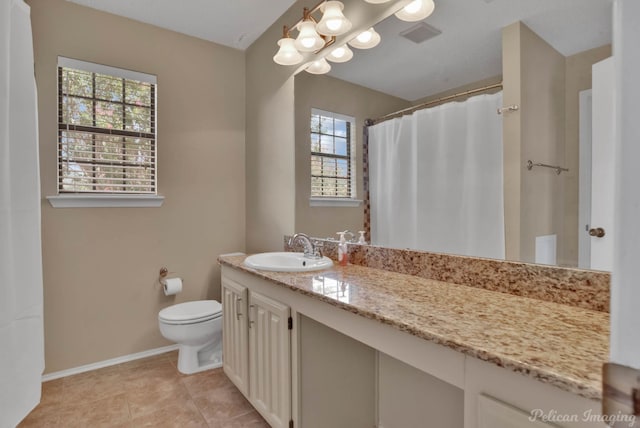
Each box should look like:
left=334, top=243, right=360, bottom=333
left=244, top=252, right=333, bottom=272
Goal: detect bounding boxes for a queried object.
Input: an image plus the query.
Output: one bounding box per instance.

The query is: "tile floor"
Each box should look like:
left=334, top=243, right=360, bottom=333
left=18, top=351, right=270, bottom=428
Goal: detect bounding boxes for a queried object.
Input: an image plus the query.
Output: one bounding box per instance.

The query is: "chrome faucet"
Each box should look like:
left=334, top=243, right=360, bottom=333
left=288, top=233, right=323, bottom=259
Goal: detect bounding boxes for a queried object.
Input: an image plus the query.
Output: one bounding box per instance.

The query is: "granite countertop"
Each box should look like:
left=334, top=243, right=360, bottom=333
left=218, top=254, right=609, bottom=401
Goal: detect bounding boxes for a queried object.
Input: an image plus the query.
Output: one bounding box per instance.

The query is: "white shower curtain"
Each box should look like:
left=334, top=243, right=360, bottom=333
left=0, top=1, right=44, bottom=427
left=369, top=92, right=505, bottom=259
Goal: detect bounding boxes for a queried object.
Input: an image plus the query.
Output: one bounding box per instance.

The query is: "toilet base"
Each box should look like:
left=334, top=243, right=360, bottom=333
left=177, top=336, right=222, bottom=375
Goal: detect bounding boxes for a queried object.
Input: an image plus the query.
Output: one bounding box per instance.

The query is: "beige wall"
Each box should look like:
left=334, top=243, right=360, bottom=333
left=294, top=73, right=409, bottom=238
left=29, top=0, right=246, bottom=373
left=246, top=0, right=414, bottom=252
left=503, top=21, right=611, bottom=266
left=503, top=22, right=566, bottom=264
left=562, top=45, right=612, bottom=265
left=502, top=23, right=523, bottom=262
left=519, top=23, right=567, bottom=264
left=245, top=0, right=316, bottom=254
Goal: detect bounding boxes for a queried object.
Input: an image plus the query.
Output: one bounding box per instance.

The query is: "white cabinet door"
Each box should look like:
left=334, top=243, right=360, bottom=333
left=249, top=290, right=291, bottom=428
left=478, top=395, right=559, bottom=428
left=222, top=278, right=249, bottom=397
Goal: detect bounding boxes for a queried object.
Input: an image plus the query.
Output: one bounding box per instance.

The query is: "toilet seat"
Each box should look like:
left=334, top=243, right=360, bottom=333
left=159, top=300, right=222, bottom=325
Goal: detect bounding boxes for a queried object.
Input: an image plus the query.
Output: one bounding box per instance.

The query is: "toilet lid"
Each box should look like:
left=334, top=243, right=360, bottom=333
left=159, top=300, right=222, bottom=324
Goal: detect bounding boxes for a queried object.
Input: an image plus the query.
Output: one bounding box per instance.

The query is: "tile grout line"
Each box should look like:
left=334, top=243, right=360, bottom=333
left=21, top=351, right=265, bottom=427
left=178, top=367, right=211, bottom=426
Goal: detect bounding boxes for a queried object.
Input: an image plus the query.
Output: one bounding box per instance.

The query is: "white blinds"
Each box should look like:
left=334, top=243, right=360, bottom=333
left=310, top=109, right=355, bottom=198
left=57, top=57, right=157, bottom=194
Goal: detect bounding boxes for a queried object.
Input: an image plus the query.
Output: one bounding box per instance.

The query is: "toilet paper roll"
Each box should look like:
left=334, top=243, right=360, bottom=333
left=162, top=277, right=183, bottom=296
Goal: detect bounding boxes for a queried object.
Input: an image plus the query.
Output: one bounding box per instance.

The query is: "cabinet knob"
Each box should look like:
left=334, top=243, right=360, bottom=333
left=589, top=227, right=606, bottom=238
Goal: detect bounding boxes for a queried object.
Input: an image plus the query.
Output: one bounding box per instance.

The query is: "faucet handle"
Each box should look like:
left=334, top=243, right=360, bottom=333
left=311, top=239, right=324, bottom=258
left=343, top=230, right=356, bottom=243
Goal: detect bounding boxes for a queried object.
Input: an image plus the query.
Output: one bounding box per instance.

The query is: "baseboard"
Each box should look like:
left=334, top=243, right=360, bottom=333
left=41, top=344, right=179, bottom=382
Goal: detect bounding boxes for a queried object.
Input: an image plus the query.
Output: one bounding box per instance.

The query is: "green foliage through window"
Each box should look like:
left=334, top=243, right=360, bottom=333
left=58, top=63, right=156, bottom=194
left=310, top=110, right=353, bottom=198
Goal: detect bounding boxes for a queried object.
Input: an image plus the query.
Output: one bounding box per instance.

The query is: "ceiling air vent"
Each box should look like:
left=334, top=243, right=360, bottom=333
left=399, top=22, right=442, bottom=44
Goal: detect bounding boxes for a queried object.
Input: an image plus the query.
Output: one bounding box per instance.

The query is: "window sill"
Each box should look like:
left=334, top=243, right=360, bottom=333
left=47, top=194, right=165, bottom=208
left=309, top=198, right=362, bottom=208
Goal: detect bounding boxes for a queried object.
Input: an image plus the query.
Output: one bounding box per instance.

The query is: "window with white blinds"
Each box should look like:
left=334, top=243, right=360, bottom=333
left=57, top=57, right=157, bottom=194
left=310, top=109, right=355, bottom=199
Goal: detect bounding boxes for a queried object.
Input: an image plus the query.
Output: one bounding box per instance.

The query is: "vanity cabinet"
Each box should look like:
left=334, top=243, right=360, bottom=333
left=222, top=278, right=249, bottom=396
left=222, top=275, right=292, bottom=428
left=465, top=357, right=607, bottom=428
left=220, top=260, right=608, bottom=428
left=248, top=291, right=291, bottom=428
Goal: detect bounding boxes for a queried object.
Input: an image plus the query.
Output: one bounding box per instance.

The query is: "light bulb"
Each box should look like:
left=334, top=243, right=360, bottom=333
left=295, top=20, right=326, bottom=52
left=305, top=58, right=331, bottom=74
left=301, top=37, right=316, bottom=49
left=326, top=19, right=342, bottom=31
left=405, top=0, right=422, bottom=14
left=333, top=47, right=346, bottom=58
left=316, top=1, right=352, bottom=36
left=357, top=31, right=373, bottom=43
left=348, top=27, right=381, bottom=49
left=395, top=0, right=435, bottom=22
left=326, top=45, right=353, bottom=63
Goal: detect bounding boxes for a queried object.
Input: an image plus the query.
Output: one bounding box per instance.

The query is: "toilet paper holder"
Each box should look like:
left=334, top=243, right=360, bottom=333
left=159, top=267, right=169, bottom=284
left=158, top=267, right=183, bottom=296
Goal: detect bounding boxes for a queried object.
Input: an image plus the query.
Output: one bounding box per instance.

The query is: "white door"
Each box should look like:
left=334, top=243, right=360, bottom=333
left=249, top=290, right=291, bottom=428
left=222, top=278, right=249, bottom=397
left=590, top=57, right=615, bottom=271
left=578, top=89, right=593, bottom=269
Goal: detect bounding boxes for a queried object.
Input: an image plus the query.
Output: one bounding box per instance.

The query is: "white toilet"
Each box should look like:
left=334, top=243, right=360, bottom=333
left=158, top=300, right=223, bottom=374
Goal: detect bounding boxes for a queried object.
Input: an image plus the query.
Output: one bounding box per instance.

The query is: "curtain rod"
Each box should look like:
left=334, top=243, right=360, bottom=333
left=368, top=82, right=503, bottom=126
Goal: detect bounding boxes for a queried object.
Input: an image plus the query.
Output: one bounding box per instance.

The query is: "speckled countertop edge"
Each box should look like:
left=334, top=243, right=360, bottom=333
left=286, top=237, right=611, bottom=313
left=219, top=254, right=609, bottom=401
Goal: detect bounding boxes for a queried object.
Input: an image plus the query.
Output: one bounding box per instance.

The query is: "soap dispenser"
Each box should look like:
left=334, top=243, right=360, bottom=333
left=337, top=231, right=348, bottom=266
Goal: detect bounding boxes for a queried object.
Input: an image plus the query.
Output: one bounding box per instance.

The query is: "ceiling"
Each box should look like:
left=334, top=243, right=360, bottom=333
left=66, top=0, right=613, bottom=101
left=328, top=0, right=613, bottom=101
left=66, top=0, right=296, bottom=50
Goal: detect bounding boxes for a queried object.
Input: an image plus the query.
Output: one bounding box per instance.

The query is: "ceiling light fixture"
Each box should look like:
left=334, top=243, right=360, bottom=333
left=306, top=58, right=332, bottom=74
left=326, top=45, right=354, bottom=63
left=394, top=0, right=435, bottom=22
left=273, top=0, right=394, bottom=72
left=316, top=1, right=352, bottom=36
left=295, top=11, right=326, bottom=52
left=273, top=26, right=304, bottom=65
left=348, top=27, right=381, bottom=49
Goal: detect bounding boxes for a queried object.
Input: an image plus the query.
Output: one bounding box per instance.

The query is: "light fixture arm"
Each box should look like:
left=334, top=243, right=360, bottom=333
left=292, top=2, right=325, bottom=29
left=302, top=7, right=315, bottom=23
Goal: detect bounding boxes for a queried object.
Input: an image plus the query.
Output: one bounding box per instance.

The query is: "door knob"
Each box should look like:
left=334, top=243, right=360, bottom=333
left=589, top=227, right=606, bottom=238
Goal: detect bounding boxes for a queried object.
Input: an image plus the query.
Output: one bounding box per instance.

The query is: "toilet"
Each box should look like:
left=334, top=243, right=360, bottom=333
left=158, top=300, right=223, bottom=374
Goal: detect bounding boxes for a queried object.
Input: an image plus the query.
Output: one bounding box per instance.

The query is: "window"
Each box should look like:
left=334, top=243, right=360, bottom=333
left=57, top=57, right=157, bottom=195
left=310, top=109, right=357, bottom=202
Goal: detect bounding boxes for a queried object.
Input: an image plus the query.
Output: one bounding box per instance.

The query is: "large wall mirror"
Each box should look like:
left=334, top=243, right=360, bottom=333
left=294, top=0, right=613, bottom=271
